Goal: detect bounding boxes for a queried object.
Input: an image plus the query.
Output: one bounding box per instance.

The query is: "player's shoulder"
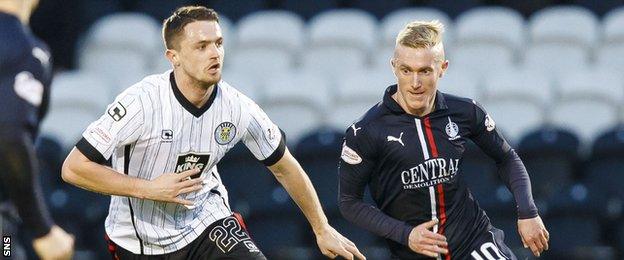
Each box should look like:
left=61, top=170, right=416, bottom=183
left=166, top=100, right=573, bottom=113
left=218, top=79, right=260, bottom=108
left=121, top=70, right=171, bottom=97
left=345, top=101, right=387, bottom=139
left=440, top=91, right=478, bottom=108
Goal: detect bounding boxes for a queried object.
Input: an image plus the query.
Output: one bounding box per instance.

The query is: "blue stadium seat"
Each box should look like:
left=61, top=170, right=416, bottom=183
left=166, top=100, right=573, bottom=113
left=584, top=127, right=624, bottom=221
left=349, top=0, right=411, bottom=19
left=217, top=143, right=294, bottom=216
left=135, top=0, right=194, bottom=20
left=294, top=129, right=344, bottom=214
left=517, top=128, right=580, bottom=200
left=278, top=0, right=338, bottom=20
left=206, top=0, right=267, bottom=21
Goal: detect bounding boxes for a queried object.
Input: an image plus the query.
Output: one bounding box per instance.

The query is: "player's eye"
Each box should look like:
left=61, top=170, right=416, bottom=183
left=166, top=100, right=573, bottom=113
left=216, top=40, right=223, bottom=47
left=401, top=68, right=410, bottom=74
left=198, top=44, right=206, bottom=50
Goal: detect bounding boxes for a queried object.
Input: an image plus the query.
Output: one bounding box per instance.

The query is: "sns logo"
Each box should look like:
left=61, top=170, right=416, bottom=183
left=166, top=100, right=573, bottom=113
left=175, top=152, right=210, bottom=179
left=3, top=236, right=10, bottom=257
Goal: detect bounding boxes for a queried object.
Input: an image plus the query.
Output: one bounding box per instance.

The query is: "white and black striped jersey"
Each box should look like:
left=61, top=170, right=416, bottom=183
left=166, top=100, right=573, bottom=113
left=76, top=70, right=285, bottom=255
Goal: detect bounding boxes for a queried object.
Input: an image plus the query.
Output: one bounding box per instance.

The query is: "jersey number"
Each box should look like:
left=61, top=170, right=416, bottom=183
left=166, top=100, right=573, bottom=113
left=470, top=242, right=506, bottom=260
left=208, top=217, right=250, bottom=253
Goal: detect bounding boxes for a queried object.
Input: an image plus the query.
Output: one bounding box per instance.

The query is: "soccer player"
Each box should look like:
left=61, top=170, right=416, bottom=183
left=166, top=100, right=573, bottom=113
left=61, top=6, right=365, bottom=259
left=338, top=21, right=549, bottom=259
left=0, top=0, right=75, bottom=259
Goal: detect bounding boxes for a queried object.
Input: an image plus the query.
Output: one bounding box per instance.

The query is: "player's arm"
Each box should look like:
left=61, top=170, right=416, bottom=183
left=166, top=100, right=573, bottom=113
left=61, top=93, right=202, bottom=205
left=469, top=101, right=549, bottom=257
left=338, top=125, right=447, bottom=258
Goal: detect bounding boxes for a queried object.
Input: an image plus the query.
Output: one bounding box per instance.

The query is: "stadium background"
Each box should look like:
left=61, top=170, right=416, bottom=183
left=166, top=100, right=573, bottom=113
left=16, top=0, right=624, bottom=259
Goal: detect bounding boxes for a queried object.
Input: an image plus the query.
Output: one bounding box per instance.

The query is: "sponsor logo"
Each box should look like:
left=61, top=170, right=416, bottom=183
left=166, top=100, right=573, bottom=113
left=485, top=114, right=496, bottom=132
left=387, top=132, right=405, bottom=146
left=89, top=125, right=112, bottom=145
left=3, top=236, right=10, bottom=257
left=445, top=117, right=460, bottom=140
left=107, top=102, right=127, bottom=121
left=175, top=152, right=210, bottom=179
left=341, top=143, right=362, bottom=165
left=32, top=47, right=50, bottom=67
left=215, top=122, right=236, bottom=145
left=401, top=158, right=460, bottom=189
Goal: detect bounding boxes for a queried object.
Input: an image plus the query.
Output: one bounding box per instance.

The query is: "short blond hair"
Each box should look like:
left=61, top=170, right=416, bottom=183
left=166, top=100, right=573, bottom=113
left=395, top=20, right=445, bottom=61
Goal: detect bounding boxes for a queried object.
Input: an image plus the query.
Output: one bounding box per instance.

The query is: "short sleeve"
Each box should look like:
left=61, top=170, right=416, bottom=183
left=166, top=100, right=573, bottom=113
left=241, top=101, right=285, bottom=166
left=76, top=91, right=144, bottom=164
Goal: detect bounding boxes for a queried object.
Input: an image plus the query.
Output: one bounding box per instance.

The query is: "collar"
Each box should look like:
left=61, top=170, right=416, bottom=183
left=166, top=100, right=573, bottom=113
left=170, top=72, right=218, bottom=118
left=382, top=84, right=448, bottom=115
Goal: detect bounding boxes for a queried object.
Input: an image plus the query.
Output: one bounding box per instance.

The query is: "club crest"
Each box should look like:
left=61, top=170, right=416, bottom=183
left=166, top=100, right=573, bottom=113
left=215, top=122, right=236, bottom=145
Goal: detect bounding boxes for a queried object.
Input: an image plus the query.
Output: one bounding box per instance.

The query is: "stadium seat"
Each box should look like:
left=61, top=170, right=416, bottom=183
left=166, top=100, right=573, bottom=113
left=584, top=127, right=624, bottom=221
left=371, top=46, right=394, bottom=69
left=380, top=8, right=453, bottom=49
left=349, top=0, right=411, bottom=19
left=596, top=45, right=624, bottom=72
left=518, top=128, right=581, bottom=200
left=451, top=44, right=516, bottom=76
left=209, top=0, right=267, bottom=21
left=602, top=7, right=624, bottom=44
left=79, top=12, right=162, bottom=61
left=329, top=69, right=393, bottom=129
left=455, top=6, right=526, bottom=53
left=294, top=129, right=344, bottom=214
left=135, top=0, right=194, bottom=20
left=484, top=68, right=553, bottom=106
left=549, top=99, right=618, bottom=145
left=228, top=48, right=294, bottom=81
left=528, top=6, right=599, bottom=49
left=308, top=9, right=378, bottom=52
left=222, top=70, right=262, bottom=102
left=301, top=47, right=368, bottom=80
left=544, top=216, right=601, bottom=255
left=557, top=68, right=624, bottom=106
left=278, top=0, right=338, bottom=20
left=262, top=71, right=331, bottom=141
left=217, top=143, right=290, bottom=216
left=437, top=68, right=482, bottom=100
left=236, top=10, right=305, bottom=53
left=481, top=99, right=544, bottom=145
left=40, top=71, right=113, bottom=148
left=523, top=44, right=590, bottom=76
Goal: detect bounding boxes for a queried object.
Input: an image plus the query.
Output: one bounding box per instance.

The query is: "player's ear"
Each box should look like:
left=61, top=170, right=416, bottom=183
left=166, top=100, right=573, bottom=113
left=439, top=60, right=449, bottom=78
left=166, top=49, right=179, bottom=67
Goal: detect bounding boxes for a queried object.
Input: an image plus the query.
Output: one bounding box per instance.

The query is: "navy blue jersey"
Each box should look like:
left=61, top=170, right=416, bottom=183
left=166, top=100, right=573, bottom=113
left=339, top=85, right=536, bottom=259
left=0, top=12, right=52, bottom=139
left=0, top=12, right=54, bottom=237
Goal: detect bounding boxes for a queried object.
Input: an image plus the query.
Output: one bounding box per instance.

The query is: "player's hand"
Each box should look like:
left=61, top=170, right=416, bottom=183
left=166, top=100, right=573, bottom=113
left=143, top=168, right=204, bottom=206
left=518, top=216, right=549, bottom=257
left=408, top=219, right=448, bottom=258
left=314, top=224, right=366, bottom=259
left=32, top=225, right=74, bottom=260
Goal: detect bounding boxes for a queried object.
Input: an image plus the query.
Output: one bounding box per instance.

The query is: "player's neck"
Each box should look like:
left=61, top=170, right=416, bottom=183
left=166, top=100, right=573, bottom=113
left=392, top=92, right=435, bottom=117
left=173, top=71, right=215, bottom=108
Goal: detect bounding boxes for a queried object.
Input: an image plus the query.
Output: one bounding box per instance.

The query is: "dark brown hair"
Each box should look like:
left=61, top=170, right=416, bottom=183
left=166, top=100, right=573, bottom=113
left=162, top=6, right=219, bottom=50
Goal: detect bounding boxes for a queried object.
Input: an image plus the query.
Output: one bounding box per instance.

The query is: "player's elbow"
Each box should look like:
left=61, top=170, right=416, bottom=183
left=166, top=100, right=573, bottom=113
left=61, top=150, right=81, bottom=185
left=338, top=196, right=356, bottom=221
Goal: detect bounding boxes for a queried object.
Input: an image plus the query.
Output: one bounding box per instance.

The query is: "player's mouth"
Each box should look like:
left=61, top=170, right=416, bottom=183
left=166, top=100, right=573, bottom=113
left=207, top=63, right=221, bottom=73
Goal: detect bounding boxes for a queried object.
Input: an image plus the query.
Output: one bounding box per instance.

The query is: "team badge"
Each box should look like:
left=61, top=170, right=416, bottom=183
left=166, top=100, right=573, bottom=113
left=215, top=122, right=236, bottom=145
left=445, top=117, right=460, bottom=140
left=485, top=114, right=496, bottom=132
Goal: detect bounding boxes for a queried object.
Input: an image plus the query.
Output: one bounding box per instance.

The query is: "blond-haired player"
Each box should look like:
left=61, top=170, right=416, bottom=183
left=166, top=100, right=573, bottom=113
left=338, top=20, right=549, bottom=259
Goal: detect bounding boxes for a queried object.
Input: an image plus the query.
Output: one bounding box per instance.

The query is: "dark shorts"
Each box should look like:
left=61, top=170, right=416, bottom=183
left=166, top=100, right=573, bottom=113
left=106, top=213, right=266, bottom=260
left=464, top=227, right=517, bottom=260
left=391, top=226, right=517, bottom=260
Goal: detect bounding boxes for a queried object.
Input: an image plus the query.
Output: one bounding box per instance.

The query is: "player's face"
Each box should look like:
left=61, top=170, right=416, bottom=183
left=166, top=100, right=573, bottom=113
left=391, top=45, right=448, bottom=116
left=173, top=20, right=224, bottom=88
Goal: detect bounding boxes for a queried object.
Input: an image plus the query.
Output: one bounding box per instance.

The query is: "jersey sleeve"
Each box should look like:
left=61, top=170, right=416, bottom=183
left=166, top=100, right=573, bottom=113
left=240, top=100, right=285, bottom=166
left=338, top=123, right=414, bottom=246
left=76, top=91, right=144, bottom=164
left=468, top=101, right=538, bottom=219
